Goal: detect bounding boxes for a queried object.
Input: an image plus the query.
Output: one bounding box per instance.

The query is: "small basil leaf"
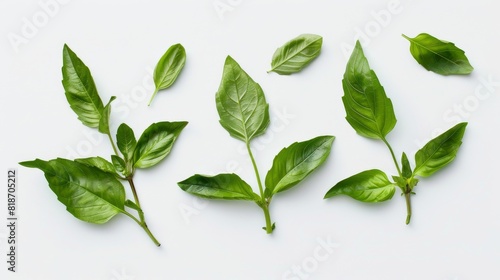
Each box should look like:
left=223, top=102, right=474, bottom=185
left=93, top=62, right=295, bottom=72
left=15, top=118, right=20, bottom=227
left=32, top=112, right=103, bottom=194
left=19, top=158, right=125, bottom=224
left=402, top=33, right=474, bottom=75
left=216, top=56, right=270, bottom=143
left=342, top=41, right=397, bottom=140
left=392, top=176, right=407, bottom=190
left=401, top=152, right=412, bottom=179
left=117, top=123, right=137, bottom=163
left=413, top=122, right=467, bottom=177
left=268, top=34, right=322, bottom=75
left=265, top=136, right=335, bottom=195
left=133, top=121, right=188, bottom=169
left=324, top=169, right=395, bottom=202
left=75, top=156, right=116, bottom=175
left=62, top=44, right=104, bottom=128
left=111, top=155, right=127, bottom=175
left=125, top=199, right=142, bottom=212
left=98, top=96, right=116, bottom=135
left=178, top=174, right=260, bottom=201
left=149, top=43, right=186, bottom=106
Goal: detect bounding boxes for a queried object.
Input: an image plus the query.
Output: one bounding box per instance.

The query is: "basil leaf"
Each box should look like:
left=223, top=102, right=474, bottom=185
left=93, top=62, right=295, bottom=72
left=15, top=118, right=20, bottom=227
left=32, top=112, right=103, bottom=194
left=125, top=199, right=142, bottom=212
left=149, top=43, right=186, bottom=106
left=178, top=173, right=260, bottom=201
left=342, top=41, right=397, bottom=140
left=75, top=156, right=116, bottom=175
left=98, top=96, right=116, bottom=135
left=111, top=155, right=127, bottom=175
left=117, top=123, right=137, bottom=163
left=413, top=122, right=467, bottom=177
left=401, top=152, right=412, bottom=179
left=133, top=121, right=188, bottom=169
left=265, top=136, right=335, bottom=195
left=268, top=34, right=322, bottom=75
left=216, top=56, right=270, bottom=143
left=62, top=44, right=104, bottom=128
left=19, top=158, right=125, bottom=224
left=402, top=33, right=474, bottom=75
left=324, top=169, right=395, bottom=202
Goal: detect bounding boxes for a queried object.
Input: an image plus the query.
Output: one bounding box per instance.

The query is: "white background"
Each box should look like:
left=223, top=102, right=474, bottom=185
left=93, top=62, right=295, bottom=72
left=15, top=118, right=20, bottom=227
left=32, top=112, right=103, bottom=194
left=1, top=0, right=499, bottom=279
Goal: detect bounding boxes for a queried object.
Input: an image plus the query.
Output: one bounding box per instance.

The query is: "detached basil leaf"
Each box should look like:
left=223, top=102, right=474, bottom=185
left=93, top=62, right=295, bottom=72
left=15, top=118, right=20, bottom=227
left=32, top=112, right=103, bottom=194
left=402, top=33, right=474, bottom=75
left=98, top=96, right=116, bottom=135
left=117, top=123, right=137, bottom=162
left=75, top=156, right=116, bottom=175
left=413, top=122, right=467, bottom=177
left=342, top=41, right=397, bottom=140
left=19, top=158, right=125, bottom=224
left=216, top=56, right=270, bottom=143
left=178, top=174, right=260, bottom=201
left=265, top=136, right=335, bottom=195
left=268, top=34, right=322, bottom=75
left=401, top=152, right=412, bottom=179
left=149, top=43, right=186, bottom=106
left=324, top=169, right=395, bottom=202
left=62, top=44, right=104, bottom=128
left=133, top=121, right=188, bottom=169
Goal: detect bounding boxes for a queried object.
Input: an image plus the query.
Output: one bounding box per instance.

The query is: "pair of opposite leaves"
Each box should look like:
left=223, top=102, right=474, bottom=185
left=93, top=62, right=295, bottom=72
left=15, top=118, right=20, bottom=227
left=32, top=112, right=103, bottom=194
left=21, top=32, right=470, bottom=246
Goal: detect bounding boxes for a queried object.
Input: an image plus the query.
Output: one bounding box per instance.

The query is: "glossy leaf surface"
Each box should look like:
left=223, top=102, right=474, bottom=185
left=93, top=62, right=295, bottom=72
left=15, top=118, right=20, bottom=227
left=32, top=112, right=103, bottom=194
left=268, top=34, right=322, bottom=75
left=149, top=43, right=186, bottom=105
left=342, top=41, right=397, bottom=140
left=178, top=174, right=260, bottom=201
left=216, top=56, right=270, bottom=143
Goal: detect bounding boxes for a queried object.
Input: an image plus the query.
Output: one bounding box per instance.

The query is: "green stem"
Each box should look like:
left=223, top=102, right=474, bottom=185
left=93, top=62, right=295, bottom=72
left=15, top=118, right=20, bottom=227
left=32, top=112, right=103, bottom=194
left=106, top=132, right=119, bottom=156
left=404, top=189, right=412, bottom=225
left=123, top=211, right=160, bottom=246
left=246, top=142, right=265, bottom=198
left=245, top=142, right=274, bottom=233
left=148, top=88, right=159, bottom=106
left=382, top=137, right=402, bottom=177
left=262, top=205, right=273, bottom=234
left=126, top=176, right=160, bottom=245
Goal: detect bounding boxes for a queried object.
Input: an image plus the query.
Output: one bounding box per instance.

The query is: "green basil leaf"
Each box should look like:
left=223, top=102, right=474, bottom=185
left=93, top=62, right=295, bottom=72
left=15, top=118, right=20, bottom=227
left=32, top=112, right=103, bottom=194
left=117, top=123, right=137, bottom=163
left=111, top=155, right=127, bottom=175
left=178, top=173, right=260, bottom=201
left=75, top=156, right=116, bottom=175
left=402, top=33, right=474, bottom=75
left=216, top=56, right=270, bottom=143
left=268, top=34, right=322, bottom=75
left=62, top=44, right=104, bottom=128
left=324, top=169, right=395, bottom=202
left=265, top=136, right=335, bottom=195
left=413, top=122, right=467, bottom=177
left=98, top=96, right=116, bottom=135
left=19, top=158, right=125, bottom=224
left=342, top=41, right=397, bottom=140
left=125, top=199, right=142, bottom=212
left=133, top=121, right=188, bottom=169
left=401, top=152, right=412, bottom=179
left=149, top=43, right=186, bottom=105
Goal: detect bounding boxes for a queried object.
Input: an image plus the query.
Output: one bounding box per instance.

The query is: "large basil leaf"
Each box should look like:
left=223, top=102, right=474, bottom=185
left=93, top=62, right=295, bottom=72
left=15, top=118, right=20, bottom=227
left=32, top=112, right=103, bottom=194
left=342, top=41, right=397, bottom=140
left=403, top=33, right=474, bottom=75
left=75, top=156, right=116, bottom=175
left=265, top=136, right=335, bottom=195
left=98, top=96, right=116, bottom=135
left=324, top=169, right=395, bottom=202
left=178, top=173, right=260, bottom=201
left=149, top=43, right=186, bottom=105
left=62, top=44, right=104, bottom=128
left=216, top=56, right=270, bottom=143
left=268, top=34, right=322, bottom=75
left=117, top=123, right=137, bottom=163
left=19, top=158, right=125, bottom=224
left=413, top=122, right=467, bottom=177
left=133, top=121, right=188, bottom=169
